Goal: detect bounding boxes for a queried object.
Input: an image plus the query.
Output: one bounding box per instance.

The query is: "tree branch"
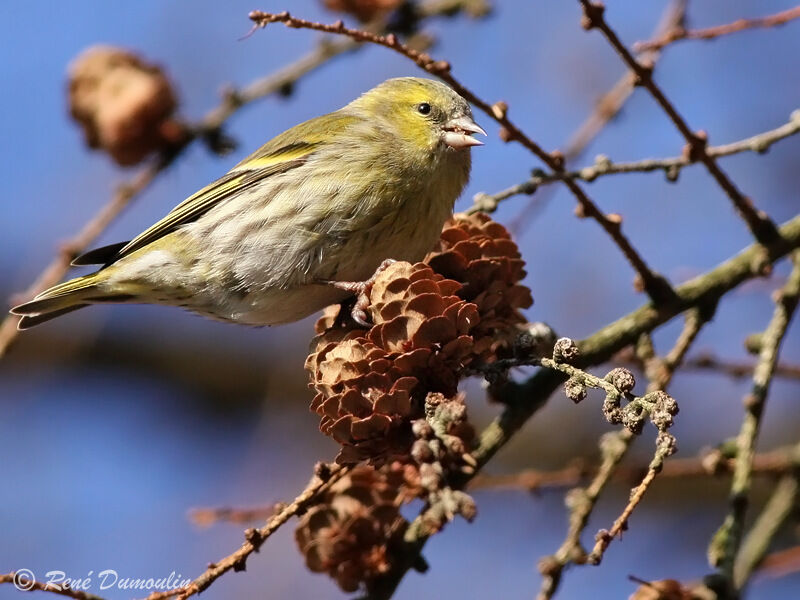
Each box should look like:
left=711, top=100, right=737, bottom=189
left=469, top=443, right=800, bottom=492
left=636, top=6, right=800, bottom=52
left=143, top=464, right=349, bottom=600
left=709, top=252, right=800, bottom=584
left=368, top=214, right=800, bottom=598
left=578, top=0, right=780, bottom=247
left=507, top=0, right=688, bottom=234
left=472, top=110, right=800, bottom=209
left=189, top=504, right=284, bottom=528
left=0, top=574, right=107, bottom=600
left=734, top=455, right=800, bottom=590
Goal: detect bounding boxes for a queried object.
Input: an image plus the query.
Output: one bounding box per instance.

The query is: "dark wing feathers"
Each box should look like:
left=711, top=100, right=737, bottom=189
left=71, top=242, right=130, bottom=266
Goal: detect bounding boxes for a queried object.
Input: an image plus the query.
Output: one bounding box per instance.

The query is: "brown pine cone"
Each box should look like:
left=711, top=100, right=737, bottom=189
left=295, top=464, right=410, bottom=592
left=307, top=215, right=533, bottom=463
left=426, top=212, right=533, bottom=358
left=306, top=262, right=480, bottom=464
left=68, top=46, right=185, bottom=166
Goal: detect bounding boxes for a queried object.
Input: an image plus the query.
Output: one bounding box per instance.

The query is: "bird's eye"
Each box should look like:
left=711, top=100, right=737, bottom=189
left=417, top=102, right=431, bottom=115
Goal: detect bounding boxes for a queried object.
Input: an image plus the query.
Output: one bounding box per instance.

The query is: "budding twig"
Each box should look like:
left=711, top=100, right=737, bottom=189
left=473, top=111, right=800, bottom=207
left=578, top=0, right=780, bottom=247
left=709, top=253, right=800, bottom=585
left=508, top=0, right=688, bottom=234
left=536, top=307, right=705, bottom=597
left=636, top=6, right=800, bottom=52
left=142, top=464, right=349, bottom=600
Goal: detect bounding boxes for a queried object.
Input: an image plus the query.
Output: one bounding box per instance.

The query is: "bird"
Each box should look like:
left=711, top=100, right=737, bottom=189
left=11, top=77, right=485, bottom=330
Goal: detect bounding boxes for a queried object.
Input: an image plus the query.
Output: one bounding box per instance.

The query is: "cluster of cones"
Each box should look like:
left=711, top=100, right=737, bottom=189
left=295, top=462, right=420, bottom=592
left=299, top=213, right=533, bottom=591
left=306, top=213, right=532, bottom=465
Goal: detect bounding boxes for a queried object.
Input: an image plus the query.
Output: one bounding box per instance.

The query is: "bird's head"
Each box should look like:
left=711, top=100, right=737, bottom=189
left=351, top=77, right=486, bottom=154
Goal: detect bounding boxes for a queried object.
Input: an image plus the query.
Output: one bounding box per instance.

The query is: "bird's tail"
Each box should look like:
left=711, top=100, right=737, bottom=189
left=10, top=271, right=135, bottom=330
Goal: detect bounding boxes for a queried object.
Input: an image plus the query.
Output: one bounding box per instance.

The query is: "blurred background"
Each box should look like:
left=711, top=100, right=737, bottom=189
left=1, top=0, right=799, bottom=598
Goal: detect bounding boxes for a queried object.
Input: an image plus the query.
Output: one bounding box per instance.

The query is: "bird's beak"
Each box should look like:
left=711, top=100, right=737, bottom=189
left=443, top=115, right=486, bottom=150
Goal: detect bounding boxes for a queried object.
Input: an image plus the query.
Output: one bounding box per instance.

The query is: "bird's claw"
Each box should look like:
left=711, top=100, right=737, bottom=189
left=323, top=259, right=397, bottom=328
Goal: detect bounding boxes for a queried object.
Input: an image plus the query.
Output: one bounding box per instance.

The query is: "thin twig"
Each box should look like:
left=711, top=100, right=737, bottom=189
left=0, top=573, right=107, bottom=600
left=507, top=0, right=688, bottom=234
left=579, top=0, right=780, bottom=247
left=636, top=6, right=800, bottom=52
left=709, top=253, right=800, bottom=583
left=734, top=458, right=800, bottom=590
left=143, top=464, right=349, bottom=600
left=248, top=9, right=677, bottom=305
left=758, top=545, right=800, bottom=579
left=537, top=308, right=708, bottom=597
left=475, top=110, right=800, bottom=208
left=582, top=305, right=715, bottom=566
left=586, top=431, right=676, bottom=563
left=681, top=352, right=800, bottom=382
left=469, top=444, right=800, bottom=492
left=189, top=503, right=285, bottom=528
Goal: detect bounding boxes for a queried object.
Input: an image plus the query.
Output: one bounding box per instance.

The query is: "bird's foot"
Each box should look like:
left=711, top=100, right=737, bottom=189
left=322, top=259, right=397, bottom=327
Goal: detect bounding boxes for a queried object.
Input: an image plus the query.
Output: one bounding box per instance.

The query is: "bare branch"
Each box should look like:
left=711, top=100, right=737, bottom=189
left=734, top=461, right=800, bottom=590
left=681, top=352, right=800, bottom=382
left=474, top=110, right=800, bottom=209
left=509, top=0, right=688, bottom=233
left=709, top=253, right=800, bottom=584
left=189, top=504, right=285, bottom=528
left=470, top=444, right=800, bottom=492
left=0, top=573, right=107, bottom=600
left=142, top=464, right=349, bottom=600
left=636, top=6, right=800, bottom=52
left=579, top=0, right=781, bottom=247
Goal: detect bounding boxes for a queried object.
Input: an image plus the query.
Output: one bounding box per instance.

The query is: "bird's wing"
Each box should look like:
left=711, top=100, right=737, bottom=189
left=74, top=112, right=360, bottom=267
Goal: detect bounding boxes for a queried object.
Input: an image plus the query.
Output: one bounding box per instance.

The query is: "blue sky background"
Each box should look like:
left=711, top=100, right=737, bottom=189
left=1, top=1, right=799, bottom=598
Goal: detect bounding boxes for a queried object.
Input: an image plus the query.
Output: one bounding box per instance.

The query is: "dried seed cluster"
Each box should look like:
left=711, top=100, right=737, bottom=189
left=295, top=462, right=417, bottom=592
left=307, top=261, right=481, bottom=464
left=301, top=214, right=532, bottom=591
left=427, top=213, right=533, bottom=358
left=68, top=46, right=185, bottom=166
left=306, top=213, right=533, bottom=464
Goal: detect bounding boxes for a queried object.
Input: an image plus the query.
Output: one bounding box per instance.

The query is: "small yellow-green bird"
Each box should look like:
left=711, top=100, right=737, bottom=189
left=12, top=77, right=484, bottom=329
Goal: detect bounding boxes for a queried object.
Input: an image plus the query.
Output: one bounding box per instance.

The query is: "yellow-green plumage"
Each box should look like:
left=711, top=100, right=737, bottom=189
left=12, top=77, right=484, bottom=329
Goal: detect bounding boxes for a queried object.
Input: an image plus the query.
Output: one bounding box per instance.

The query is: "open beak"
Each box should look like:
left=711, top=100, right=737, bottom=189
left=443, top=115, right=486, bottom=150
